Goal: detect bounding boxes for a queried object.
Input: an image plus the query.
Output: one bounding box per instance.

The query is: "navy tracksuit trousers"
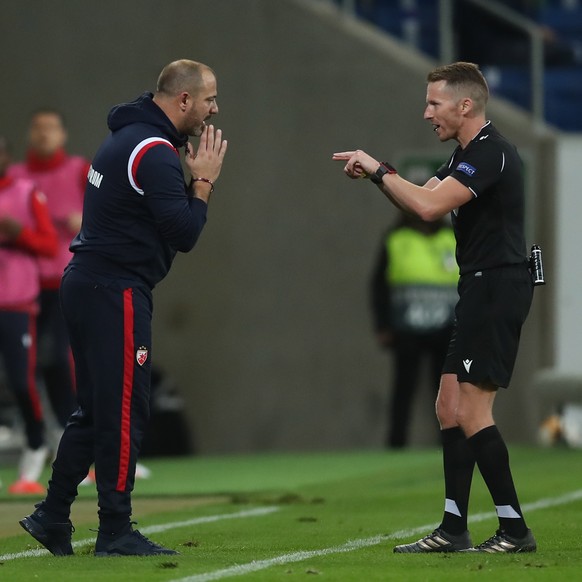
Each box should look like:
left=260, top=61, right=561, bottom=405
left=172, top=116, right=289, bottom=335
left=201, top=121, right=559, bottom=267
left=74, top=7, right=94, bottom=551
left=45, top=265, right=153, bottom=533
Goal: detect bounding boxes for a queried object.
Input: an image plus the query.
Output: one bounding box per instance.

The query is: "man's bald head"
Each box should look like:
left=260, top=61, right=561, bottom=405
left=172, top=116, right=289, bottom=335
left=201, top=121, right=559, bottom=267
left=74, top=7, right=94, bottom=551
left=153, top=59, right=219, bottom=137
left=156, top=59, right=215, bottom=98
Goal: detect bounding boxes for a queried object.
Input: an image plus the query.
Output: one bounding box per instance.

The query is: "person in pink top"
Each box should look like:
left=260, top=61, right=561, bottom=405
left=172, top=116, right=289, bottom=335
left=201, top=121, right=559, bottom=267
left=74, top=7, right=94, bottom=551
left=0, top=136, right=58, bottom=494
left=9, top=110, right=89, bottom=461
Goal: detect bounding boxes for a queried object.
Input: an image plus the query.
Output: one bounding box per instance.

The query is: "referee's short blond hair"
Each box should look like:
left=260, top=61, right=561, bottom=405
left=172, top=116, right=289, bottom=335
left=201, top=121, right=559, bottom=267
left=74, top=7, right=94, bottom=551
left=427, top=62, right=489, bottom=113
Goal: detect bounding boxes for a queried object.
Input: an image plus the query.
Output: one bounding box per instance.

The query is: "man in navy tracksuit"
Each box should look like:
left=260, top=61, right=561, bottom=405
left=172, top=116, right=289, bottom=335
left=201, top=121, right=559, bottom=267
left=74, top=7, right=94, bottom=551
left=20, top=59, right=227, bottom=557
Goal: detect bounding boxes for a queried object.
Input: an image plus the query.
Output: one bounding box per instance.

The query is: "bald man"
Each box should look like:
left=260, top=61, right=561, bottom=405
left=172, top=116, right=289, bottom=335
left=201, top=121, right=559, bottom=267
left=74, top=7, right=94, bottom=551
left=20, top=59, right=227, bottom=557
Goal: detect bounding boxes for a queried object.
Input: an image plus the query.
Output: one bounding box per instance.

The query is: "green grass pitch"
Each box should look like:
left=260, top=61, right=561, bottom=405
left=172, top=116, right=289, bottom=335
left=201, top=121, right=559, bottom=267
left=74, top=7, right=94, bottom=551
left=1, top=447, right=582, bottom=580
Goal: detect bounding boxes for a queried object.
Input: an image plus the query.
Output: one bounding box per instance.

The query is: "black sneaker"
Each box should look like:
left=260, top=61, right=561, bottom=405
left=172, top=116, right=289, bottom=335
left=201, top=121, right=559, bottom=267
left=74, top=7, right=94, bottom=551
left=469, top=528, right=537, bottom=553
left=95, top=527, right=179, bottom=557
left=19, top=504, right=74, bottom=556
left=393, top=528, right=472, bottom=553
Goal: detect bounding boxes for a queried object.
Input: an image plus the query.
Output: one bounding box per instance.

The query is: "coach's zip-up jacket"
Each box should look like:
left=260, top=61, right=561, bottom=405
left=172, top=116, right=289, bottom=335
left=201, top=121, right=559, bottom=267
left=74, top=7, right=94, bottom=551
left=70, top=92, right=207, bottom=289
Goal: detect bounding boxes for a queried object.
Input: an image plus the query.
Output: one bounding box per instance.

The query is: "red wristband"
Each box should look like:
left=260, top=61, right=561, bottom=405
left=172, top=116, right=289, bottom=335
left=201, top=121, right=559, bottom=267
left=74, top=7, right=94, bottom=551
left=192, top=177, right=215, bottom=193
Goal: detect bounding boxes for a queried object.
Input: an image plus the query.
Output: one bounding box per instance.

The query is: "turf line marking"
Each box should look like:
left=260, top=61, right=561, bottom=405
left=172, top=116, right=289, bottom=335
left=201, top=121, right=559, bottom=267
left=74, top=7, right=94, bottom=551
left=0, top=506, right=279, bottom=562
left=172, top=488, right=582, bottom=582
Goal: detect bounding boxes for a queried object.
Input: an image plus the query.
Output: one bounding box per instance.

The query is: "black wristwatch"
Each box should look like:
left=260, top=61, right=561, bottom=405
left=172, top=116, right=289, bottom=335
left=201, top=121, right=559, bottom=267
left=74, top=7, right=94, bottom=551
left=370, top=162, right=397, bottom=184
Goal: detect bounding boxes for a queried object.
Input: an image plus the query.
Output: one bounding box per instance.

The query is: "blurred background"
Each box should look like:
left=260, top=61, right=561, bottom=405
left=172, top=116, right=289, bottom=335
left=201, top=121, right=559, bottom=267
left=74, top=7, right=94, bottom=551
left=1, top=0, right=580, bottom=455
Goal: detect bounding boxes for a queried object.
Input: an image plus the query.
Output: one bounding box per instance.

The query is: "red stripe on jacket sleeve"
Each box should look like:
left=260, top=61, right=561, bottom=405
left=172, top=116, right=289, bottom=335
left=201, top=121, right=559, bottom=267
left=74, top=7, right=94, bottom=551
left=131, top=141, right=178, bottom=191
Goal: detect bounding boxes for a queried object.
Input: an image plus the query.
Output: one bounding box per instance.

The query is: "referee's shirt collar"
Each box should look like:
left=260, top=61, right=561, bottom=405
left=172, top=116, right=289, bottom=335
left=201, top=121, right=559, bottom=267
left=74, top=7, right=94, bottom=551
left=470, top=120, right=492, bottom=143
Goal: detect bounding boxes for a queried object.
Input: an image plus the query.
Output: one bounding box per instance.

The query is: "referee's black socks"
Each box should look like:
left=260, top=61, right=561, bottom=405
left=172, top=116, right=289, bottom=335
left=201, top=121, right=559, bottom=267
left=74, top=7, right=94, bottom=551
left=467, top=425, right=528, bottom=539
left=439, top=427, right=475, bottom=535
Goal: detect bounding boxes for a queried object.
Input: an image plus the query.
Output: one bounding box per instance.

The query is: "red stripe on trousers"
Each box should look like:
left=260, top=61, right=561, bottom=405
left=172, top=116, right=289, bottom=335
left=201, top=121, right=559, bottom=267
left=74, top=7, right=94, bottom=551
left=27, top=314, right=43, bottom=420
left=117, top=288, right=134, bottom=491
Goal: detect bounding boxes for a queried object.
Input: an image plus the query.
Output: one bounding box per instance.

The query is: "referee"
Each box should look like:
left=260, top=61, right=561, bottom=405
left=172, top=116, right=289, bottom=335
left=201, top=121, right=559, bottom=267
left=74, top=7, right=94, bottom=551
left=334, top=62, right=536, bottom=553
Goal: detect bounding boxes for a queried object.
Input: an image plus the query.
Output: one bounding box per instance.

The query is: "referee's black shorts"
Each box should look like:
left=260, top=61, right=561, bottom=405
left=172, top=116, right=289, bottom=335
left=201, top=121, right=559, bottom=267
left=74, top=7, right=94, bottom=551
left=442, top=263, right=533, bottom=388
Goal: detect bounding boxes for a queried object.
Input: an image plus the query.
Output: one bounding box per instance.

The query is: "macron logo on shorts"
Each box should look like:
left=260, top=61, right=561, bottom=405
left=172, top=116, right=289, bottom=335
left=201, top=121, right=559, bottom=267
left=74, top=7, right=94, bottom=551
left=463, top=359, right=473, bottom=373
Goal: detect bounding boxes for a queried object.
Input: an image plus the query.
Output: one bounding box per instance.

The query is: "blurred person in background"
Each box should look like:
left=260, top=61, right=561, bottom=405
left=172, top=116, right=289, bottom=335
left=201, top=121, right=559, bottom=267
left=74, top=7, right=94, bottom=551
left=0, top=136, right=58, bottom=493
left=371, top=212, right=458, bottom=448
left=9, top=110, right=89, bottom=455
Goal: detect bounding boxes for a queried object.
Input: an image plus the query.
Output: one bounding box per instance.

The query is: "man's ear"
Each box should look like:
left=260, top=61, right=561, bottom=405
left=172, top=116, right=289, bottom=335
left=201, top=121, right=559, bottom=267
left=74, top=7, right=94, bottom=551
left=179, top=92, right=189, bottom=111
left=461, top=98, right=472, bottom=114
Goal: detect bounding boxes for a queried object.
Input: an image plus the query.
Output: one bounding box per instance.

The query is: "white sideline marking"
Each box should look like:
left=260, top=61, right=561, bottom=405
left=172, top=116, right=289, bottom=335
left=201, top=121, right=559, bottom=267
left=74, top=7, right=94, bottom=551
left=0, top=506, right=279, bottom=562
left=171, top=489, right=582, bottom=582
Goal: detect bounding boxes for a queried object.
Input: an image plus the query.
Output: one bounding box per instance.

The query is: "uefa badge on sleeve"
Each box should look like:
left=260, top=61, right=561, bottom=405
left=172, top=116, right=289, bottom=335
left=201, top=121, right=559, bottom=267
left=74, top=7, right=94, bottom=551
left=136, top=346, right=149, bottom=366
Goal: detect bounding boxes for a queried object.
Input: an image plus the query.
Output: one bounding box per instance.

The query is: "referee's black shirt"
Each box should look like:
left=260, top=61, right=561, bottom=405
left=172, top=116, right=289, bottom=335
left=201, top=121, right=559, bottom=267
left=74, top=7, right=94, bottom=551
left=435, top=122, right=527, bottom=275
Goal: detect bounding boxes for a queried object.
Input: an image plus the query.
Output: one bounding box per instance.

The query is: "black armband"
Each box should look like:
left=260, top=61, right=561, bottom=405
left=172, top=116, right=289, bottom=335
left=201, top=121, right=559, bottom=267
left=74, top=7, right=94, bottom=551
left=370, top=162, right=397, bottom=184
